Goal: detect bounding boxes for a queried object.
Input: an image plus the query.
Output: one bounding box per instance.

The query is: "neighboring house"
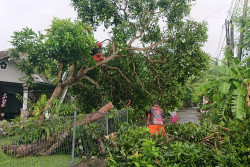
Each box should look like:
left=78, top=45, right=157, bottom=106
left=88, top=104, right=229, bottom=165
left=0, top=51, right=54, bottom=120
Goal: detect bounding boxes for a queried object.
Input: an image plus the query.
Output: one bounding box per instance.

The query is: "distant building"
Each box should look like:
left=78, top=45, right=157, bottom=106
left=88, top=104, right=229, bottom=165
left=0, top=51, right=54, bottom=120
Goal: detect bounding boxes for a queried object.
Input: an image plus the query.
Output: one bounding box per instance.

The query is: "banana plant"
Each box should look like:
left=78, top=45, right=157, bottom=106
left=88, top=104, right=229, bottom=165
left=195, top=53, right=249, bottom=121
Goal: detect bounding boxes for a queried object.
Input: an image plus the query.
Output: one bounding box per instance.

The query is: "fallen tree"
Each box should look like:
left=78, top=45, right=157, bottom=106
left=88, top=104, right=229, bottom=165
left=1, top=102, right=113, bottom=157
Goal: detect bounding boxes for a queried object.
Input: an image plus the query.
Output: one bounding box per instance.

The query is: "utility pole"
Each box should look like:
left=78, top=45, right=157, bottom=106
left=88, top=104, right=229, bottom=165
left=230, top=20, right=234, bottom=54
left=225, top=20, right=230, bottom=46
left=237, top=0, right=248, bottom=61
left=225, top=19, right=235, bottom=67
left=225, top=19, right=231, bottom=67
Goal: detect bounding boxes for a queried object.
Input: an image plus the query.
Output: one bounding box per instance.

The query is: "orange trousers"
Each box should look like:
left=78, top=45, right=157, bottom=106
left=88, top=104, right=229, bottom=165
left=148, top=125, right=168, bottom=138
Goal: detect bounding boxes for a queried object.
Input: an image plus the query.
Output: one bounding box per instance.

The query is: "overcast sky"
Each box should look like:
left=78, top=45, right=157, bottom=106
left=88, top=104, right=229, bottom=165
left=0, top=0, right=233, bottom=59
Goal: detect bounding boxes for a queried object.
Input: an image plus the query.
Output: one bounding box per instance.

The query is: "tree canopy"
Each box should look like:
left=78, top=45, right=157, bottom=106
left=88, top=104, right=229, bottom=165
left=10, top=0, right=209, bottom=116
left=71, top=0, right=209, bottom=111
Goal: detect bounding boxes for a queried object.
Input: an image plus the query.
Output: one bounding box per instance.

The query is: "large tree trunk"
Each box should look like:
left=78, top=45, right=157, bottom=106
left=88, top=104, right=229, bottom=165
left=1, top=137, right=56, bottom=158
left=1, top=102, right=114, bottom=157
left=39, top=84, right=66, bottom=120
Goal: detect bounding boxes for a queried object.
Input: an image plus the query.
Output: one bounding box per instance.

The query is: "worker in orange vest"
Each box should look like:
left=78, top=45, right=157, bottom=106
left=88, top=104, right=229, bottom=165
left=147, top=102, right=168, bottom=138
left=91, top=42, right=104, bottom=62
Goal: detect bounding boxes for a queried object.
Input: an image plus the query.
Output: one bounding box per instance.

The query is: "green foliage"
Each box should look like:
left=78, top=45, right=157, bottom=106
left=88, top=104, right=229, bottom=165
left=32, top=94, right=48, bottom=118
left=49, top=98, right=75, bottom=116
left=6, top=116, right=74, bottom=145
left=10, top=0, right=210, bottom=117
left=10, top=18, right=95, bottom=86
left=107, top=120, right=249, bottom=166
left=194, top=52, right=249, bottom=122
left=231, top=86, right=247, bottom=120
left=232, top=2, right=250, bottom=59
left=0, top=120, right=10, bottom=136
left=70, top=0, right=209, bottom=113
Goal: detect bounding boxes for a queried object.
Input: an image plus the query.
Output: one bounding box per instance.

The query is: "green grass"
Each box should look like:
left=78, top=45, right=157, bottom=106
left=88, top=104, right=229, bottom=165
left=0, top=136, right=81, bottom=167
left=0, top=136, right=12, bottom=145
left=0, top=153, right=81, bottom=167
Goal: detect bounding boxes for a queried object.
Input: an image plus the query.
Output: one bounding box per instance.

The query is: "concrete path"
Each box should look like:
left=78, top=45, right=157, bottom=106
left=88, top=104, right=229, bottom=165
left=178, top=107, right=201, bottom=124
left=165, top=107, right=201, bottom=124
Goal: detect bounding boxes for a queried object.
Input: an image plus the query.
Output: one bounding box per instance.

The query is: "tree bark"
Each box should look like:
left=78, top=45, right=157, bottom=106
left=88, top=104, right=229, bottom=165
left=39, top=84, right=63, bottom=120
left=41, top=102, right=113, bottom=156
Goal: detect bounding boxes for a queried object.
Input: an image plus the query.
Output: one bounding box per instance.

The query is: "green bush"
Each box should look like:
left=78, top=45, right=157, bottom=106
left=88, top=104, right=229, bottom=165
left=107, top=120, right=249, bottom=166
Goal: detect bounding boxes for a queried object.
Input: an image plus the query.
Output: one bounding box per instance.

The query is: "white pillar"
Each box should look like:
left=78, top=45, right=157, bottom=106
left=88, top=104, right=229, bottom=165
left=22, top=85, right=29, bottom=111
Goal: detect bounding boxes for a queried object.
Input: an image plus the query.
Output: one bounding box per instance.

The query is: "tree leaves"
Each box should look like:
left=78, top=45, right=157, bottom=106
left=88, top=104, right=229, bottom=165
left=10, top=18, right=95, bottom=86
left=219, top=82, right=231, bottom=94
left=231, top=86, right=247, bottom=120
left=70, top=0, right=209, bottom=111
left=195, top=56, right=249, bottom=121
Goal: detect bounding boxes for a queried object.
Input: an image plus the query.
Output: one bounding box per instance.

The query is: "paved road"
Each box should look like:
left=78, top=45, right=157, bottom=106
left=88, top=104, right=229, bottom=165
left=165, top=107, right=201, bottom=124
left=178, top=107, right=201, bottom=124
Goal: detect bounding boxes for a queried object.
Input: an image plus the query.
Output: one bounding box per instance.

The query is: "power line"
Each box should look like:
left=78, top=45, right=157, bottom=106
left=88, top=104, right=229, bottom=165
left=216, top=25, right=225, bottom=58
left=207, top=25, right=224, bottom=48
left=204, top=4, right=231, bottom=20
left=226, top=0, right=236, bottom=19
left=218, top=36, right=226, bottom=60
left=231, top=0, right=241, bottom=17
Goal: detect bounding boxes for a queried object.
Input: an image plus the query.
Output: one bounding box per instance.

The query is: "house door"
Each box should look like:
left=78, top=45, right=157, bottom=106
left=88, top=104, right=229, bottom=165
left=5, top=93, right=22, bottom=120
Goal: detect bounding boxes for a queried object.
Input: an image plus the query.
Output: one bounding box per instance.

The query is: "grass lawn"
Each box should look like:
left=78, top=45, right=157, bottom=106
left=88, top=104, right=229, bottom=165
left=0, top=136, right=81, bottom=167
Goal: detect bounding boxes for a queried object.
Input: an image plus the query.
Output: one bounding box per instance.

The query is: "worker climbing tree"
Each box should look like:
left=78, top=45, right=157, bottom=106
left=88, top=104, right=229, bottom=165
left=91, top=42, right=104, bottom=62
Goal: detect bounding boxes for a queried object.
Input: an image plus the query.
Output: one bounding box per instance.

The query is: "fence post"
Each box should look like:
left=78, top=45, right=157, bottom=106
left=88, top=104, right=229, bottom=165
left=106, top=112, right=109, bottom=136
left=71, top=111, right=77, bottom=167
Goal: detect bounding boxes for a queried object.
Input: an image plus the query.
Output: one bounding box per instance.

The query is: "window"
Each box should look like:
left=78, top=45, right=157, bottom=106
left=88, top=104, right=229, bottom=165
left=0, top=61, right=7, bottom=69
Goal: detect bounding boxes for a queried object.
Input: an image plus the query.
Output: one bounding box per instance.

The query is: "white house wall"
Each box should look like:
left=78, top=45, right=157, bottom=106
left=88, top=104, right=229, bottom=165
left=0, top=57, right=25, bottom=84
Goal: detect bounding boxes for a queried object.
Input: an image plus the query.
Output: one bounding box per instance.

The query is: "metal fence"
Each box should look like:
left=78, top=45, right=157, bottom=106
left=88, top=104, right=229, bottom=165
left=0, top=110, right=128, bottom=167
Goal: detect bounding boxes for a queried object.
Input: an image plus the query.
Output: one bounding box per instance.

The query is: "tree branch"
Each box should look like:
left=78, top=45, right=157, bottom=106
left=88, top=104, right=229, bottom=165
left=147, top=52, right=161, bottom=89
left=131, top=59, right=151, bottom=96
left=147, top=51, right=164, bottom=63
left=128, top=39, right=168, bottom=51
left=73, top=51, right=121, bottom=87
left=66, top=64, right=75, bottom=83
left=57, top=62, right=63, bottom=83
left=101, top=39, right=112, bottom=43
left=101, top=64, right=135, bottom=87
left=82, top=75, right=99, bottom=87
left=127, top=10, right=155, bottom=47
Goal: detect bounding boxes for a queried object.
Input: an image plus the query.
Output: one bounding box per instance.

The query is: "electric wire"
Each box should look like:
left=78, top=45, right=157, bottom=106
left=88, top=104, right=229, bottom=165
left=231, top=0, right=241, bottom=18
left=226, top=0, right=236, bottom=19
left=207, top=25, right=224, bottom=48
left=218, top=36, right=226, bottom=60
left=216, top=25, right=225, bottom=59
left=218, top=0, right=240, bottom=60
left=204, top=4, right=231, bottom=20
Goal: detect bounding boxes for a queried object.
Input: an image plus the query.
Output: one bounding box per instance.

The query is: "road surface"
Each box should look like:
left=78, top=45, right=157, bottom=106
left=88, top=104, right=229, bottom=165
left=165, top=107, right=201, bottom=125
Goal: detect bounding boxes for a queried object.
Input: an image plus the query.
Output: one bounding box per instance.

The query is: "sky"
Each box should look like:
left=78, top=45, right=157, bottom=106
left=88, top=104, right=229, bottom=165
left=0, top=0, right=234, bottom=59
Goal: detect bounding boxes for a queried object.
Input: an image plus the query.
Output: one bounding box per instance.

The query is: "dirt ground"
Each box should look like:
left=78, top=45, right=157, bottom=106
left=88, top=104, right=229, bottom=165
left=75, top=158, right=107, bottom=167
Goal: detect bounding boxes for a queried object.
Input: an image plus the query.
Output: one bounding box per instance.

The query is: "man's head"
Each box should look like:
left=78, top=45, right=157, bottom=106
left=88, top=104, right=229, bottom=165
left=96, top=42, right=102, bottom=49
left=154, top=101, right=161, bottom=106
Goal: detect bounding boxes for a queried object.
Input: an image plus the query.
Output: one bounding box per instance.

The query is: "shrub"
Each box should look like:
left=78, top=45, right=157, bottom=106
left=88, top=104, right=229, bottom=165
left=107, top=120, right=249, bottom=166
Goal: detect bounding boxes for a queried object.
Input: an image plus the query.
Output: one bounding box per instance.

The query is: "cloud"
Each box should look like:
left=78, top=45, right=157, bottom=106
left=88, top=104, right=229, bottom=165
left=0, top=0, right=77, bottom=50
left=0, top=0, right=233, bottom=59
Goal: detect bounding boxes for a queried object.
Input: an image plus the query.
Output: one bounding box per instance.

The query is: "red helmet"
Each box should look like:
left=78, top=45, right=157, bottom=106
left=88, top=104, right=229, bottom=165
left=96, top=42, right=102, bottom=47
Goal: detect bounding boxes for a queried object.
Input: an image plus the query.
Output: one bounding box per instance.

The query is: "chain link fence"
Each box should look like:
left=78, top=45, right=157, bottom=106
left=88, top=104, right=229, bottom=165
left=0, top=110, right=128, bottom=167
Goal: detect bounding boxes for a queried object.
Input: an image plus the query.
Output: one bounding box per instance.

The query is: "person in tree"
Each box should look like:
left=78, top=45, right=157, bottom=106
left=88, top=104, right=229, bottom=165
left=91, top=42, right=104, bottom=62
left=147, top=102, right=168, bottom=138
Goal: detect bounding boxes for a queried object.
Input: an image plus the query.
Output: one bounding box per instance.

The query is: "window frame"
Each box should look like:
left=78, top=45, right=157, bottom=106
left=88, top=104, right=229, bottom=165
left=0, top=61, right=8, bottom=70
